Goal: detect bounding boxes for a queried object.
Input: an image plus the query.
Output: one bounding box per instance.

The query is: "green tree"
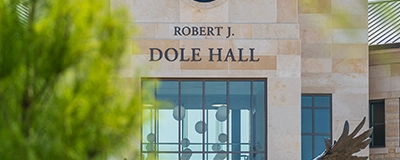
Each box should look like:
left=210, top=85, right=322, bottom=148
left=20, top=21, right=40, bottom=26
left=0, top=0, right=145, bottom=159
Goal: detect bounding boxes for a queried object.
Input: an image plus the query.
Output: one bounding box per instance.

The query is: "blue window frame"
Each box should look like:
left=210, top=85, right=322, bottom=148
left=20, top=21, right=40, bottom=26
left=141, top=79, right=267, bottom=160
left=301, top=95, right=331, bottom=160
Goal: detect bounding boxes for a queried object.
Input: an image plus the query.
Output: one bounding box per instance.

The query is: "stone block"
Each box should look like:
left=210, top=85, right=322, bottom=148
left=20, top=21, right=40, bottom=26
left=332, top=59, right=368, bottom=73
left=331, top=73, right=368, bottom=88
left=229, top=0, right=276, bottom=23
left=301, top=86, right=335, bottom=93
left=180, top=1, right=229, bottom=22
left=332, top=29, right=368, bottom=44
left=385, top=98, right=400, bottom=106
left=268, top=78, right=301, bottom=106
left=132, top=0, right=179, bottom=22
left=332, top=14, right=368, bottom=29
left=299, top=14, right=331, bottom=28
left=332, top=93, right=368, bottom=119
left=302, top=58, right=332, bottom=73
left=277, top=55, right=301, bottom=72
left=229, top=56, right=276, bottom=70
left=135, top=39, right=180, bottom=55
left=180, top=70, right=229, bottom=77
left=335, top=87, right=368, bottom=94
left=227, top=70, right=276, bottom=77
left=301, top=44, right=331, bottom=58
left=301, top=73, right=334, bottom=88
left=387, top=129, right=399, bottom=137
left=180, top=56, right=228, bottom=70
left=369, top=77, right=391, bottom=93
left=277, top=70, right=301, bottom=78
left=369, top=65, right=391, bottom=78
left=277, top=0, right=297, bottom=23
left=134, top=23, right=156, bottom=39
left=268, top=105, right=301, bottom=159
left=391, top=63, right=400, bottom=76
left=230, top=39, right=277, bottom=56
left=253, top=24, right=299, bottom=39
left=332, top=44, right=368, bottom=59
left=278, top=40, right=300, bottom=55
left=391, top=76, right=400, bottom=92
left=298, top=0, right=331, bottom=14
left=220, top=24, right=252, bottom=39
left=331, top=0, right=368, bottom=15
left=300, top=28, right=332, bottom=44
left=370, top=92, right=391, bottom=100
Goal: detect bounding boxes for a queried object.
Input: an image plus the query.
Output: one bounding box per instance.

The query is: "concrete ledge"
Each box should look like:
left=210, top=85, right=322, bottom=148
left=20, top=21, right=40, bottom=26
left=370, top=147, right=389, bottom=154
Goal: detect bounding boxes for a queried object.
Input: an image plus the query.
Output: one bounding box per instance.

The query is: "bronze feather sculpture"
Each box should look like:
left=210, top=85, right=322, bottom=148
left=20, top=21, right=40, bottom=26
left=313, top=117, right=373, bottom=160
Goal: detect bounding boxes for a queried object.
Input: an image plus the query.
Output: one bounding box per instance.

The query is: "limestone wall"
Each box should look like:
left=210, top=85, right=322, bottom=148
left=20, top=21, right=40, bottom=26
left=298, top=0, right=369, bottom=157
left=369, top=48, right=400, bottom=160
left=112, top=0, right=371, bottom=159
left=117, top=0, right=302, bottom=159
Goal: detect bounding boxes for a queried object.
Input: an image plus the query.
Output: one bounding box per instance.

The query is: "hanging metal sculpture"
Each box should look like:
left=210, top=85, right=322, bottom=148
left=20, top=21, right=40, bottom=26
left=313, top=117, right=373, bottom=160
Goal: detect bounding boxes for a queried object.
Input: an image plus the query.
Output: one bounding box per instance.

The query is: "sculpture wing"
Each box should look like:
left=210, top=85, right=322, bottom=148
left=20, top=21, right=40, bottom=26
left=314, top=117, right=373, bottom=160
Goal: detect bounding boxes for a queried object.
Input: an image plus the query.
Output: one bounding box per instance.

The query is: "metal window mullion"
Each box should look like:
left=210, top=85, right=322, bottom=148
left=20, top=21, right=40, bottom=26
left=178, top=81, right=181, bottom=160
left=226, top=81, right=230, bottom=160
left=206, top=103, right=209, bottom=159
left=155, top=81, right=159, bottom=158
left=312, top=95, right=315, bottom=158
left=202, top=80, right=205, bottom=160
left=330, top=95, right=332, bottom=147
left=250, top=81, right=254, bottom=159
left=264, top=79, right=268, bottom=159
left=383, top=101, right=386, bottom=147
left=140, top=80, right=144, bottom=158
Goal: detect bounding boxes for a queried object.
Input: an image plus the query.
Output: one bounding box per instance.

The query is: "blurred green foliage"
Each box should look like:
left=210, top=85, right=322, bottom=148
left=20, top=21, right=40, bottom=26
left=0, top=0, right=145, bottom=159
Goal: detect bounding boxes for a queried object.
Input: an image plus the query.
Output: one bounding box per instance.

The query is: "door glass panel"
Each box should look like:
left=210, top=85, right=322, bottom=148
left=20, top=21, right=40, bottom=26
left=205, top=81, right=227, bottom=153
left=253, top=81, right=265, bottom=152
left=181, top=81, right=203, bottom=152
left=142, top=79, right=266, bottom=159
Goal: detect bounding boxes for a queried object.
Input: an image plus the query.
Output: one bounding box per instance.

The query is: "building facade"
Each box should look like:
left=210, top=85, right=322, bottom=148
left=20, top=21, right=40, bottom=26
left=368, top=0, right=400, bottom=159
left=369, top=45, right=400, bottom=159
left=110, top=0, right=400, bottom=159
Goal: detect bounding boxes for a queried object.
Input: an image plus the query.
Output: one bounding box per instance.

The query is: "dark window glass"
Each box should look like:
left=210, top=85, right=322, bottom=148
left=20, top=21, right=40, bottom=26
left=141, top=79, right=266, bottom=160
left=370, top=100, right=385, bottom=147
left=301, top=94, right=331, bottom=160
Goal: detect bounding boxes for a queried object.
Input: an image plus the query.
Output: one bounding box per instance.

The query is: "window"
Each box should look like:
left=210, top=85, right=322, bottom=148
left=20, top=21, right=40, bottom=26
left=369, top=100, right=385, bottom=147
left=141, top=79, right=266, bottom=160
left=301, top=95, right=331, bottom=160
